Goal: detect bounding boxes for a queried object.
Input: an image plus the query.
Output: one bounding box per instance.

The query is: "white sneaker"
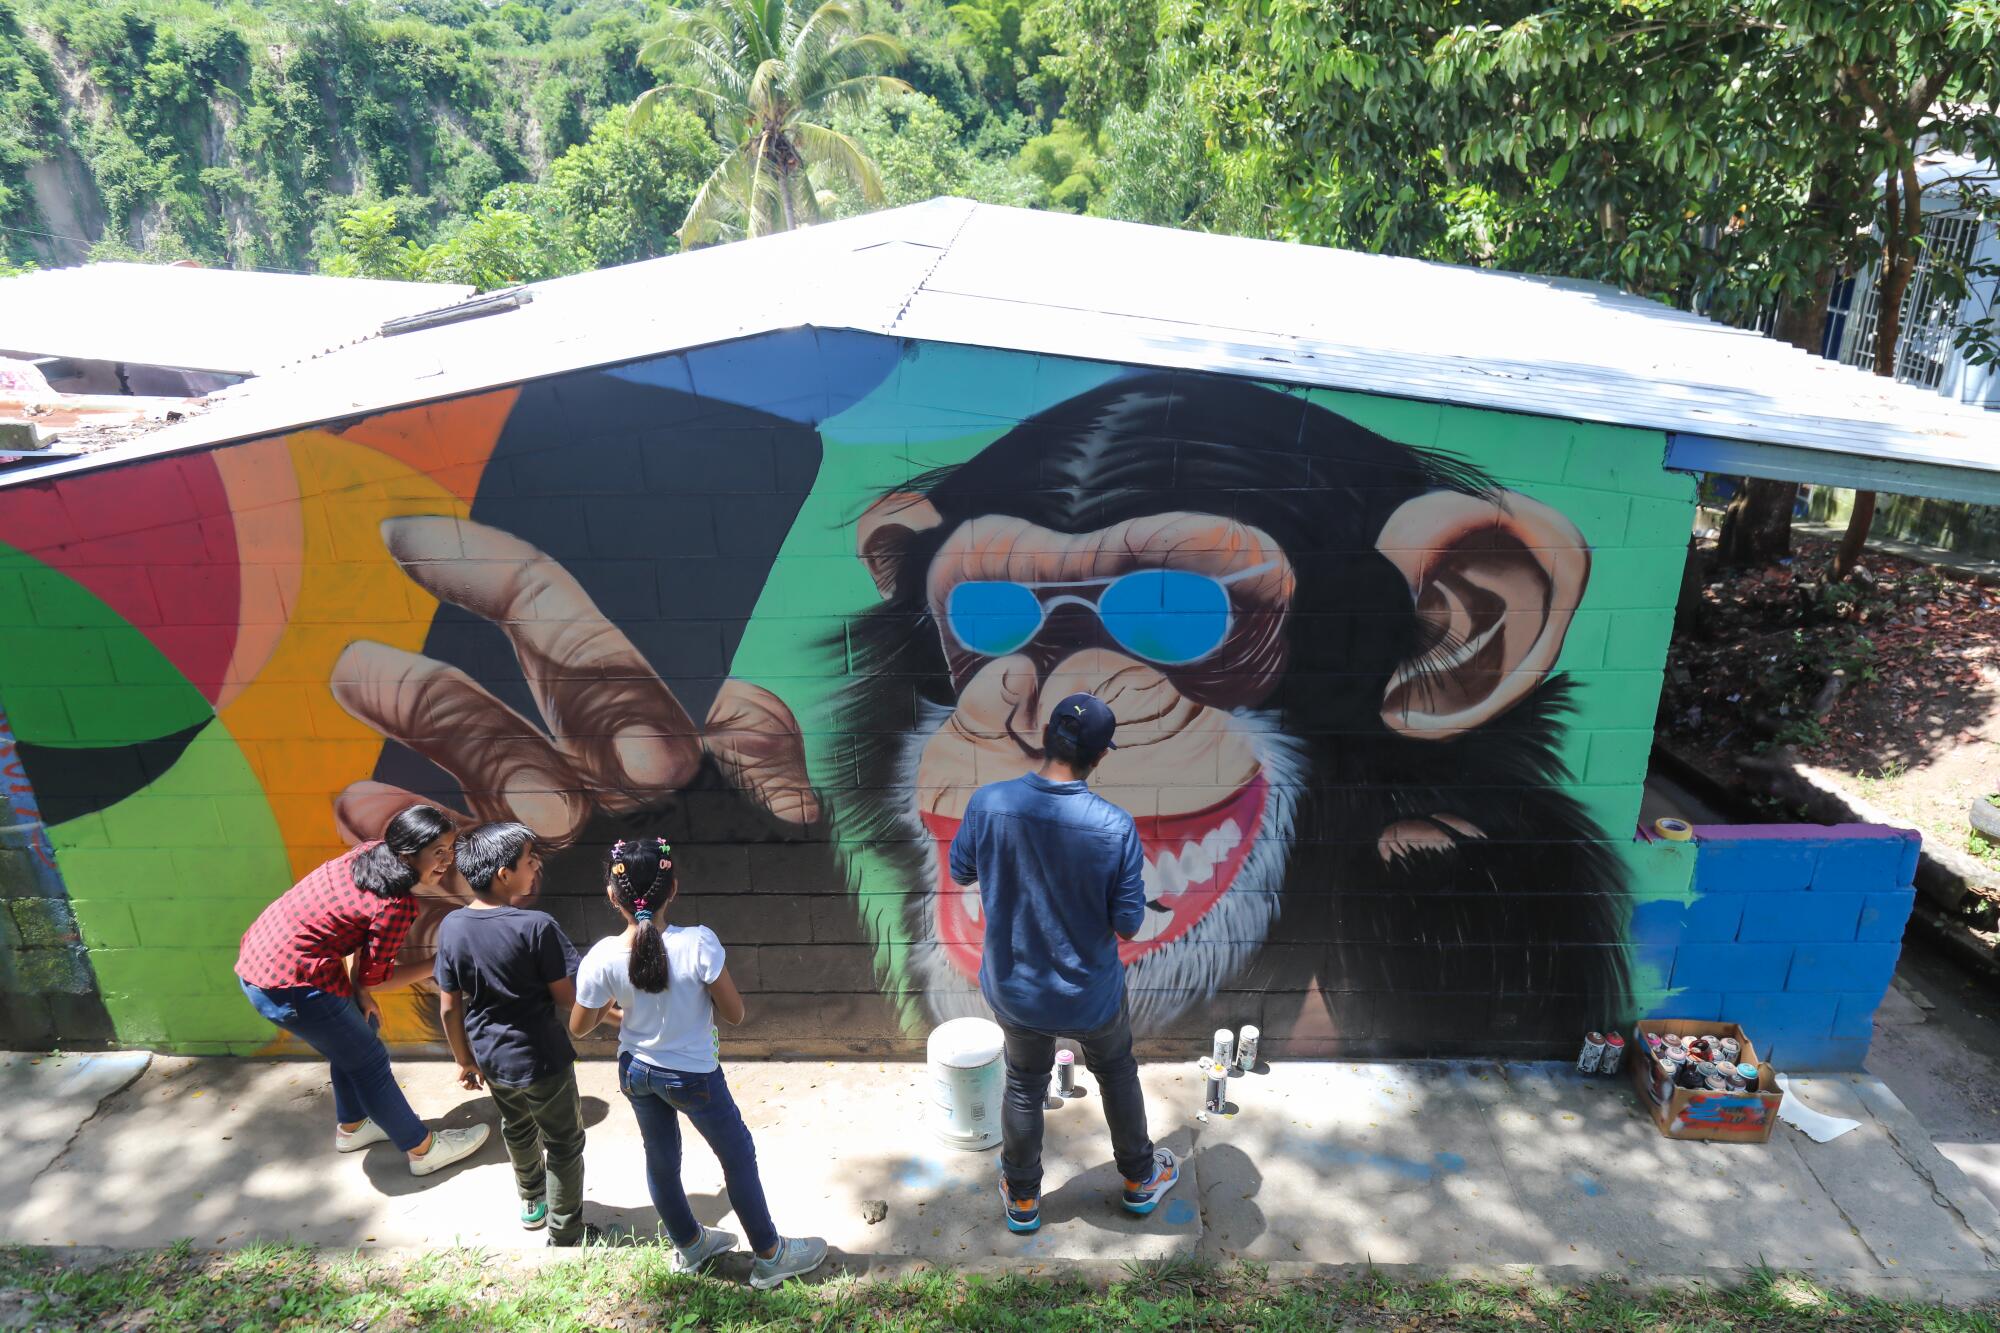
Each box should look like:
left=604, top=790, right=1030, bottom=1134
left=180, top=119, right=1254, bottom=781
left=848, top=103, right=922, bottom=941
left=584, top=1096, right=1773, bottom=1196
left=334, top=1119, right=389, bottom=1153
left=408, top=1124, right=490, bottom=1177
left=672, top=1225, right=738, bottom=1274
left=748, top=1236, right=827, bottom=1289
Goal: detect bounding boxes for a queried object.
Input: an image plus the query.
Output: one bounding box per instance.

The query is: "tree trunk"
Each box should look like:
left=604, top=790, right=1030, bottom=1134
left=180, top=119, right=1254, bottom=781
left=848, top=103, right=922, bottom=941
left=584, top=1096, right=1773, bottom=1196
left=1713, top=271, right=1831, bottom=566
left=1717, top=479, right=1801, bottom=567
left=1835, top=162, right=1923, bottom=580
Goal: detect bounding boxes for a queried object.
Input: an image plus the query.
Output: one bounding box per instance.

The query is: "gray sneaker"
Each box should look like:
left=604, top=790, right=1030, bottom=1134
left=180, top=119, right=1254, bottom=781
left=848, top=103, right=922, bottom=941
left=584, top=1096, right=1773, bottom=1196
left=748, top=1236, right=827, bottom=1289
left=672, top=1225, right=738, bottom=1274
left=408, top=1124, right=490, bottom=1177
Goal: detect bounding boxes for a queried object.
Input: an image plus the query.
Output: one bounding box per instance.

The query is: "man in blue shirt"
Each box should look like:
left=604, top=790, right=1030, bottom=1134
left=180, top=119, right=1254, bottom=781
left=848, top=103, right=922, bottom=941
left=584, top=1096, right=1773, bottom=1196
left=949, top=691, right=1179, bottom=1235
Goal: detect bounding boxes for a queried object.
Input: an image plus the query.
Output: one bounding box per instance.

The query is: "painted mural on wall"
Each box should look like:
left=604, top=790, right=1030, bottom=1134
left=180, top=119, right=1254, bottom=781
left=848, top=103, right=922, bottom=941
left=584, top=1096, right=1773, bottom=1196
left=0, top=330, right=1701, bottom=1056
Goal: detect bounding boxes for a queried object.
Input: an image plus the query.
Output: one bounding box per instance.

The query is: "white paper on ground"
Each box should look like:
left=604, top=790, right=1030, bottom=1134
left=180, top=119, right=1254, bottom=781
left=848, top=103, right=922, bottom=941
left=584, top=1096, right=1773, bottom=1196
left=1776, top=1073, right=1861, bottom=1143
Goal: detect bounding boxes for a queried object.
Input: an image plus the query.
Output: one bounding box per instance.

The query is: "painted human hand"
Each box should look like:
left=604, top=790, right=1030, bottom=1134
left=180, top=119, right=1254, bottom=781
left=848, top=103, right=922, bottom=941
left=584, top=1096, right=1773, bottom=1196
left=326, top=516, right=817, bottom=940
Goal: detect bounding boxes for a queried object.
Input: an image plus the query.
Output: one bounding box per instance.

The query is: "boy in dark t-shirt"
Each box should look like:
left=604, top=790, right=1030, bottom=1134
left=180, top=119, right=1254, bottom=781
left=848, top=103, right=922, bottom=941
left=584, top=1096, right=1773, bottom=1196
left=437, top=822, right=591, bottom=1245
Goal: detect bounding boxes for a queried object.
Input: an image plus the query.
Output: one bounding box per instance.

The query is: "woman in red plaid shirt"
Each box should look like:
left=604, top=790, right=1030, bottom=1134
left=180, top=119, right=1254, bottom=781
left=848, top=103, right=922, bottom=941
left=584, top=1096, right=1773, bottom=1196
left=236, top=804, right=491, bottom=1177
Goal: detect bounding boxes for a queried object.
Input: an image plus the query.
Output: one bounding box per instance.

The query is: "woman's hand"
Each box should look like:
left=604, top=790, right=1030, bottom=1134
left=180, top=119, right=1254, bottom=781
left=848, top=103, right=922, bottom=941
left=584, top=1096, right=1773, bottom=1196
left=355, top=989, right=383, bottom=1029
left=456, top=1062, right=484, bottom=1091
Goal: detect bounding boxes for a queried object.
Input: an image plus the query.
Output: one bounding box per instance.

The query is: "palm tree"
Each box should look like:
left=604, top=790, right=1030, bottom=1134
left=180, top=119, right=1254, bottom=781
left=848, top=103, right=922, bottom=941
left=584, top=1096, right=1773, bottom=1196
left=634, top=0, right=911, bottom=246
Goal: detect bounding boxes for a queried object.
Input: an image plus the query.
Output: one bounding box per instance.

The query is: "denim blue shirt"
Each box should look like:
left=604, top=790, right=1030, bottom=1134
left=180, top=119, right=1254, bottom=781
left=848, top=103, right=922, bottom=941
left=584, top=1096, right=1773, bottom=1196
left=948, top=772, right=1147, bottom=1032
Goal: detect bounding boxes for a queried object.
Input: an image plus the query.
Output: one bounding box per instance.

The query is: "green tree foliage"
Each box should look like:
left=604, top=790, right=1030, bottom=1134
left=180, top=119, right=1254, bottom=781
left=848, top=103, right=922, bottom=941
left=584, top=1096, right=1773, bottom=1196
left=320, top=104, right=720, bottom=289
left=546, top=105, right=718, bottom=265
left=943, top=0, right=1050, bottom=114
left=1017, top=120, right=1098, bottom=212
left=1035, top=0, right=1154, bottom=134
left=0, top=0, right=62, bottom=261
left=4, top=0, right=660, bottom=270
left=830, top=88, right=1039, bottom=210
left=634, top=0, right=911, bottom=243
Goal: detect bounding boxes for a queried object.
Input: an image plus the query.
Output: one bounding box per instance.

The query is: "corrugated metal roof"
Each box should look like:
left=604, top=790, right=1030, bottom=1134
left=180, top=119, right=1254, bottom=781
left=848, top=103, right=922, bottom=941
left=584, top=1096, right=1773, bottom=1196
left=0, top=262, right=475, bottom=374
left=5, top=199, right=1997, bottom=496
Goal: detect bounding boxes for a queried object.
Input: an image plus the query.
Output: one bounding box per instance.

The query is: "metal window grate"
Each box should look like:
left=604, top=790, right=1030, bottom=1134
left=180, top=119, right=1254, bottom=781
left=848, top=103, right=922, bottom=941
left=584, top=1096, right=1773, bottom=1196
left=1842, top=211, right=1985, bottom=388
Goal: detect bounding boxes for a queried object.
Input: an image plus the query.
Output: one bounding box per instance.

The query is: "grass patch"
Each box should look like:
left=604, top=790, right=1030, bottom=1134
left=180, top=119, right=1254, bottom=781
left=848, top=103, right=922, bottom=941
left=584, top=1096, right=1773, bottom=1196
left=3, top=1246, right=1997, bottom=1331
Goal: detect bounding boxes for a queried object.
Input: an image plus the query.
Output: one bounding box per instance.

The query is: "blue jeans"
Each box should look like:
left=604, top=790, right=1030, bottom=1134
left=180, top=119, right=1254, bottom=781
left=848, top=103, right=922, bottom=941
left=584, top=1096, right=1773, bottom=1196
left=618, top=1053, right=778, bottom=1253
left=238, top=976, right=428, bottom=1152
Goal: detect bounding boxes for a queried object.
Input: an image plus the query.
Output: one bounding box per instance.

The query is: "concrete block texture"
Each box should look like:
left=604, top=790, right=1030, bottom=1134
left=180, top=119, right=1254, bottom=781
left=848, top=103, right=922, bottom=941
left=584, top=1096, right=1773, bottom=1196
left=0, top=334, right=1936, bottom=1063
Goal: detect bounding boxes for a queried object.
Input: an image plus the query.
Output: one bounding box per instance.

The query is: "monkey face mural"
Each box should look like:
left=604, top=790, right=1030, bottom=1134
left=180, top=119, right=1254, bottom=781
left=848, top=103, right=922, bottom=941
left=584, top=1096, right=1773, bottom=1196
left=0, top=334, right=1657, bottom=1056
left=831, top=373, right=1628, bottom=1046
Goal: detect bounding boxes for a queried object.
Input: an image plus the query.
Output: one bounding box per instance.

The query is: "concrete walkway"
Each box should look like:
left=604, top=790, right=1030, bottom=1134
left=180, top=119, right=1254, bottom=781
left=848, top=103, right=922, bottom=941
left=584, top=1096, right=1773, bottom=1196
left=6, top=1050, right=2000, bottom=1298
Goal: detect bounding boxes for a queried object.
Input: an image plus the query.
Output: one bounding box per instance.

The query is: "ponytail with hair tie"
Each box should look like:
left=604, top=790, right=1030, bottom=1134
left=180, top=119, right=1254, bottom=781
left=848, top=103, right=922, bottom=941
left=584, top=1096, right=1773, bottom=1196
left=607, top=836, right=676, bottom=994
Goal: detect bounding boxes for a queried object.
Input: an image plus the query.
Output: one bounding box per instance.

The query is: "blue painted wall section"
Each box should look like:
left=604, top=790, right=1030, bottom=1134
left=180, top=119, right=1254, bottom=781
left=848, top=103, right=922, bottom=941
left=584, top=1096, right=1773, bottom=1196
left=1630, top=824, right=1918, bottom=1069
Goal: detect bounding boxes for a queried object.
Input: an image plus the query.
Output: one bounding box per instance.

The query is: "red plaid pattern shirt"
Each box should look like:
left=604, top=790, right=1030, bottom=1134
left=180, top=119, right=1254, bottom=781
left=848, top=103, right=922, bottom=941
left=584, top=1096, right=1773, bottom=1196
left=235, top=844, right=419, bottom=997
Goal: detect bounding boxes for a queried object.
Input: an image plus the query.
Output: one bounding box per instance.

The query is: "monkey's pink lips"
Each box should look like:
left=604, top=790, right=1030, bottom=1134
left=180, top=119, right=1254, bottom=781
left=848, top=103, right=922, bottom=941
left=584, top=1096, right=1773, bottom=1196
left=922, top=776, right=1269, bottom=978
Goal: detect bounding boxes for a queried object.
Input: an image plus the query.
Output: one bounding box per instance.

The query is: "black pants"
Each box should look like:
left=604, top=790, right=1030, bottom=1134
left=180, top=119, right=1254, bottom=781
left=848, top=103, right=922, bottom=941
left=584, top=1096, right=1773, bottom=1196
left=999, top=1002, right=1154, bottom=1198
left=487, top=1066, right=587, bottom=1244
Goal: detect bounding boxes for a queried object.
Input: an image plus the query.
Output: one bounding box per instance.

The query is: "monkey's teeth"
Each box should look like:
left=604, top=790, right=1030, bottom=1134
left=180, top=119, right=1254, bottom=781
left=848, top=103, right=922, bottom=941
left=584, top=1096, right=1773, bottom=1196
left=964, top=890, right=979, bottom=923
left=1154, top=853, right=1188, bottom=899
left=1135, top=907, right=1173, bottom=942
left=1180, top=841, right=1214, bottom=885
left=1141, top=859, right=1162, bottom=899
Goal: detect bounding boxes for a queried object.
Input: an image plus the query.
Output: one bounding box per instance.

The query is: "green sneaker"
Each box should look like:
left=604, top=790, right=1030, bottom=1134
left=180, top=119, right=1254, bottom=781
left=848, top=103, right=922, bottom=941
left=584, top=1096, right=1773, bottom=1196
left=521, top=1197, right=548, bottom=1231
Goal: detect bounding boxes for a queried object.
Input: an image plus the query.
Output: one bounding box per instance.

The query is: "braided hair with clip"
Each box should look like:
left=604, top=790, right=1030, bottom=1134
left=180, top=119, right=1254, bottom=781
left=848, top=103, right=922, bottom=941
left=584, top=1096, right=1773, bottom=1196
left=607, top=837, right=676, bottom=994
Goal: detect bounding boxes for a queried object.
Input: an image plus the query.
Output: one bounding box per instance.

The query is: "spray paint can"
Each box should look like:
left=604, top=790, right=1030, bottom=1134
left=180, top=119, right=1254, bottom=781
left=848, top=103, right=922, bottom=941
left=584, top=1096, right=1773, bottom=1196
left=1600, top=1031, right=1626, bottom=1076
left=1718, top=1037, right=1741, bottom=1064
left=1736, top=1062, right=1759, bottom=1088
left=1213, top=1029, right=1235, bottom=1068
left=1652, top=1055, right=1677, bottom=1104
left=1576, top=1031, right=1606, bottom=1074
left=1236, top=1025, right=1260, bottom=1073
left=1201, top=1059, right=1227, bottom=1114
left=1054, top=1049, right=1076, bottom=1097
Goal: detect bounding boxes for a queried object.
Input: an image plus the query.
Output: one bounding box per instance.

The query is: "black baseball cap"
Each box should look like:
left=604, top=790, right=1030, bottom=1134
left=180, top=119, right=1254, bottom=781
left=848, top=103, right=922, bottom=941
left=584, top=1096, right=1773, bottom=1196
left=1048, top=692, right=1118, bottom=755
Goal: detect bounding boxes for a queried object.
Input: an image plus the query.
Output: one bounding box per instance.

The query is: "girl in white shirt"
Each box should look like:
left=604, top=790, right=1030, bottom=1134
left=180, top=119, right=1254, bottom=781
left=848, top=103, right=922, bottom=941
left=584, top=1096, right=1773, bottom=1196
left=569, top=836, right=826, bottom=1287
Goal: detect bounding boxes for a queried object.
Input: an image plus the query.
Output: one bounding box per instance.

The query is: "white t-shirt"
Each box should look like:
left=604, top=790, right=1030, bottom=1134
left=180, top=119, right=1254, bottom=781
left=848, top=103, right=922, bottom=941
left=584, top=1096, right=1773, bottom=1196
left=575, top=926, right=727, bottom=1074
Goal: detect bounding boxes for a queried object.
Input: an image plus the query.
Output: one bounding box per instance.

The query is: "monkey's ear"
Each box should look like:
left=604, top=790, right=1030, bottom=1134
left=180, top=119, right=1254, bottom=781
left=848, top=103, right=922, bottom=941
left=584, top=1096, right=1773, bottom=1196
left=855, top=491, right=945, bottom=598
left=1375, top=490, right=1589, bottom=738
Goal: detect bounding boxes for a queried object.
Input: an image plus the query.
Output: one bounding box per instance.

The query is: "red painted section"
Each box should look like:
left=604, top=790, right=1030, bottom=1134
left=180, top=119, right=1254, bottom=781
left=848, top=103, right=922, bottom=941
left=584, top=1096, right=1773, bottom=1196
left=0, top=452, right=239, bottom=701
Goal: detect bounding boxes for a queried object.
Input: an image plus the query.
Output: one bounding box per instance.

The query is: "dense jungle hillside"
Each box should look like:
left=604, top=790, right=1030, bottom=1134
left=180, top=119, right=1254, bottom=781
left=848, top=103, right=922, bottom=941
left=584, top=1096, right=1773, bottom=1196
left=0, top=0, right=1117, bottom=279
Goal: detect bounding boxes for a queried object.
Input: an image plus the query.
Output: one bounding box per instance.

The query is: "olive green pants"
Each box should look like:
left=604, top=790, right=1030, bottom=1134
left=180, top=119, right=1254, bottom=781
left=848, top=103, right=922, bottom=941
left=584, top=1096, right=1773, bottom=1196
left=487, top=1066, right=586, bottom=1243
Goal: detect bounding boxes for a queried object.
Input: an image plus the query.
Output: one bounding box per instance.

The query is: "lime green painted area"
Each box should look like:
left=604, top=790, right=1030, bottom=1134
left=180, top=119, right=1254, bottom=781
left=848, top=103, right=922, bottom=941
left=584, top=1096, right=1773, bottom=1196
left=0, top=541, right=287, bottom=1048
left=54, top=716, right=289, bottom=1047
left=0, top=544, right=213, bottom=747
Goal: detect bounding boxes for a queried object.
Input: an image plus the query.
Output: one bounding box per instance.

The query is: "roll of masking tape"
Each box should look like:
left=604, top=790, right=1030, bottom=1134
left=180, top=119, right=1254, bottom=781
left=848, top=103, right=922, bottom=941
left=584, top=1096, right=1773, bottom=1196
left=1654, top=817, right=1693, bottom=842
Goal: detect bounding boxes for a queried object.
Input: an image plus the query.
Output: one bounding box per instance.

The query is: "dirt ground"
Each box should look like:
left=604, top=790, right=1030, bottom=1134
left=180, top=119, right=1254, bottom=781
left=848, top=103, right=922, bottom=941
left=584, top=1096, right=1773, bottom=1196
left=1660, top=528, right=2000, bottom=915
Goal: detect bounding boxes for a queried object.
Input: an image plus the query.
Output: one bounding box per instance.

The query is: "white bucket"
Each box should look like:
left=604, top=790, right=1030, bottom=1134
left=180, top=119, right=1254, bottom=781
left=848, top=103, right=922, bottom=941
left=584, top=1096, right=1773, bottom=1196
left=926, top=1017, right=1004, bottom=1151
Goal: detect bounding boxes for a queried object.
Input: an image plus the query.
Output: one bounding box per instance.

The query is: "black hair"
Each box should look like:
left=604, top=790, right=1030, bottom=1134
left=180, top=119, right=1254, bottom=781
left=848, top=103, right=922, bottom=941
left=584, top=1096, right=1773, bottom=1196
left=608, top=837, right=677, bottom=994
left=351, top=804, right=456, bottom=899
left=455, top=821, right=537, bottom=895
left=1041, top=717, right=1104, bottom=771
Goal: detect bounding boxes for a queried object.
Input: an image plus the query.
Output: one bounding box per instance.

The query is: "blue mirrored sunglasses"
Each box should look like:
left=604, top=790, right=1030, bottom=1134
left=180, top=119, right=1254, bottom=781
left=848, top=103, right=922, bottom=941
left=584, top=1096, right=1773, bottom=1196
left=945, top=563, right=1276, bottom=666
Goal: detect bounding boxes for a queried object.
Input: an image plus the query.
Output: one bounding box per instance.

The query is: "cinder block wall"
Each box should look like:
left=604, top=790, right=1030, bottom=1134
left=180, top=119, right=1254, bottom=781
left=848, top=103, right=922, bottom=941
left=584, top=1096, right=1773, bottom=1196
left=0, top=329, right=1919, bottom=1064
left=1633, top=825, right=1919, bottom=1069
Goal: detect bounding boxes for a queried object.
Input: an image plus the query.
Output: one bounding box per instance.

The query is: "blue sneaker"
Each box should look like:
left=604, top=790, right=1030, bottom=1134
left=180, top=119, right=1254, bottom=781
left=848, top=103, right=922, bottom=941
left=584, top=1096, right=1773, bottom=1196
left=1122, top=1148, right=1179, bottom=1216
left=998, top=1177, right=1041, bottom=1233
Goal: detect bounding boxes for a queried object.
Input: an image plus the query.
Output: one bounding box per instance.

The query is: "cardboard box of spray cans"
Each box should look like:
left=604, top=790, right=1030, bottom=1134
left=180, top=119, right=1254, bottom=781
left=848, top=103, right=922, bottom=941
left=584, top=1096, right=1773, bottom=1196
left=1628, top=1019, right=1783, bottom=1144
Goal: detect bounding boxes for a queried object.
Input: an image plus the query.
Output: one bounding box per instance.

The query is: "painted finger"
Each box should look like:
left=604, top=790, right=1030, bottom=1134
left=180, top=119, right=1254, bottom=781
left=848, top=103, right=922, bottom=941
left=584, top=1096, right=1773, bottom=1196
left=331, top=639, right=591, bottom=844
left=705, top=679, right=820, bottom=825
left=381, top=515, right=702, bottom=808
left=333, top=780, right=472, bottom=846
